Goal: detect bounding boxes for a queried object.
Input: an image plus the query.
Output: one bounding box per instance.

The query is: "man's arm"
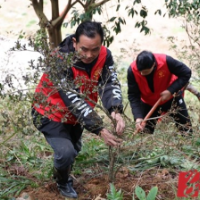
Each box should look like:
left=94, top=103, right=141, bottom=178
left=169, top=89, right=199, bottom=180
left=127, top=66, right=145, bottom=132
left=58, top=76, right=123, bottom=146
left=98, top=50, right=123, bottom=114
left=166, top=55, right=191, bottom=94
left=57, top=68, right=123, bottom=146
left=127, top=66, right=143, bottom=120
left=98, top=49, right=125, bottom=135
left=46, top=61, right=104, bottom=134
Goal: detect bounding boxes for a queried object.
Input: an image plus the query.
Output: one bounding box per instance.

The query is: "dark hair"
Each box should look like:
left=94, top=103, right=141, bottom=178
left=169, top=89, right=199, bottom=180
left=74, top=21, right=104, bottom=43
left=136, top=50, right=155, bottom=71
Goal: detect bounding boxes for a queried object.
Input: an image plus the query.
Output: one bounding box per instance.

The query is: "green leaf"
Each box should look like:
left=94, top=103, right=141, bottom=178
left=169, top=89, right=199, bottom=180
left=128, top=8, right=135, bottom=17
left=107, top=183, right=123, bottom=200
left=146, top=186, right=158, bottom=200
left=195, top=138, right=200, bottom=146
left=134, top=0, right=141, bottom=5
left=135, top=22, right=141, bottom=28
left=135, top=186, right=146, bottom=200
left=26, top=20, right=37, bottom=27
left=116, top=4, right=120, bottom=11
left=154, top=9, right=162, bottom=15
left=140, top=26, right=150, bottom=35
left=109, top=17, right=116, bottom=22
left=140, top=9, right=147, bottom=18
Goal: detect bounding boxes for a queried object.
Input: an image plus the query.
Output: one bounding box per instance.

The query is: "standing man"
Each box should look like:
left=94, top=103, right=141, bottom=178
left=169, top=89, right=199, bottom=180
left=127, top=50, right=192, bottom=135
left=32, top=21, right=125, bottom=198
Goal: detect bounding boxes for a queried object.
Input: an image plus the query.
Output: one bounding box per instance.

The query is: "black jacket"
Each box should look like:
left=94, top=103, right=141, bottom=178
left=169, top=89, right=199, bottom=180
left=49, top=35, right=123, bottom=134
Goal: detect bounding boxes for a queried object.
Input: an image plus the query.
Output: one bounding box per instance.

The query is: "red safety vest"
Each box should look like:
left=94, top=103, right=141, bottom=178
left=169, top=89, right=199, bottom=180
left=131, top=54, right=177, bottom=106
left=33, top=46, right=107, bottom=124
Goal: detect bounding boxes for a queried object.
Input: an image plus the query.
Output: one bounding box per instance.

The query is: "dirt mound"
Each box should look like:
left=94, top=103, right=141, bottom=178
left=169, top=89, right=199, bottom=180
left=17, top=167, right=177, bottom=200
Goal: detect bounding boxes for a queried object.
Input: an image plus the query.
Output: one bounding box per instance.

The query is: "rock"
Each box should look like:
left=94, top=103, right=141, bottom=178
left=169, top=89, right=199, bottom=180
left=16, top=192, right=34, bottom=200
left=0, top=36, right=41, bottom=93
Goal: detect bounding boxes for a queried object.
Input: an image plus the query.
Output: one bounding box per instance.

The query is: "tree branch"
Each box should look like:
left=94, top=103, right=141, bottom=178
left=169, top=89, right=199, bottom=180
left=31, top=0, right=49, bottom=27
left=76, top=0, right=85, bottom=8
left=85, top=0, right=110, bottom=11
left=51, top=0, right=79, bottom=27
left=92, top=0, right=110, bottom=9
left=185, top=22, right=200, bottom=58
left=50, top=0, right=59, bottom=20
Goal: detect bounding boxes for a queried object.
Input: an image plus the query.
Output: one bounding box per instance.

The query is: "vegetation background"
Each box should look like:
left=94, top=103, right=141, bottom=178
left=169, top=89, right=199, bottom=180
left=0, top=0, right=200, bottom=200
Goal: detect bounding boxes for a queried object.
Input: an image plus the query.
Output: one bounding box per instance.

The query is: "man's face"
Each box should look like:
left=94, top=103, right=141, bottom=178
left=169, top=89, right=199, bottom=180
left=73, top=34, right=102, bottom=64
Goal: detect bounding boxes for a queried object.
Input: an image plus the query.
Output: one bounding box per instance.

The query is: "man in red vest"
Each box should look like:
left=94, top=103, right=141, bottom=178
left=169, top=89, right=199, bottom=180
left=32, top=21, right=125, bottom=198
left=127, top=50, right=192, bottom=135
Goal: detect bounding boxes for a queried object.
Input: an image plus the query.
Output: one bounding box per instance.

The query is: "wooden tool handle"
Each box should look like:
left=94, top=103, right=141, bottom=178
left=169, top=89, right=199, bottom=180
left=133, top=97, right=162, bottom=135
left=144, top=97, right=162, bottom=121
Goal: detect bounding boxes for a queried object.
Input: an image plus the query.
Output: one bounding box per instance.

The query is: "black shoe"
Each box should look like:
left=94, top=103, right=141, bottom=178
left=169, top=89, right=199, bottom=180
left=57, top=179, right=77, bottom=198
left=53, top=167, right=77, bottom=198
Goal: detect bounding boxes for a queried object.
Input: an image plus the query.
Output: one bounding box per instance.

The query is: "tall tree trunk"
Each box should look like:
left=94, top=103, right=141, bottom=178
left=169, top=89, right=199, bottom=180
left=47, top=25, right=62, bottom=48
left=49, top=0, right=62, bottom=48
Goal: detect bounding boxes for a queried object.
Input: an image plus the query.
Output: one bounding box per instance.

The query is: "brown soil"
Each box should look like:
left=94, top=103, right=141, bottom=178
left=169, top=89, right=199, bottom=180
left=18, top=167, right=178, bottom=200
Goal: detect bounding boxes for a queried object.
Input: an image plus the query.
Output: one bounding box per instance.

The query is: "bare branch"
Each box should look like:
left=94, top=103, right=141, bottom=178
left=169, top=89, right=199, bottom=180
left=91, top=0, right=110, bottom=9
left=76, top=0, right=85, bottom=8
left=51, top=0, right=79, bottom=27
left=31, top=0, right=49, bottom=27
left=185, top=22, right=200, bottom=58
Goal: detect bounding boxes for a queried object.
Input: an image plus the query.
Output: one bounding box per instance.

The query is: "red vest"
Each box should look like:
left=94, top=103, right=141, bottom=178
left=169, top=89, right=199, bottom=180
left=131, top=54, right=177, bottom=106
left=33, top=46, right=107, bottom=124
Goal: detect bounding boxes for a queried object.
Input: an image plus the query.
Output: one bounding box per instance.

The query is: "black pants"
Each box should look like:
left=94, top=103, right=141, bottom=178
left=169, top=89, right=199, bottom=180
left=141, top=95, right=192, bottom=134
left=31, top=108, right=83, bottom=170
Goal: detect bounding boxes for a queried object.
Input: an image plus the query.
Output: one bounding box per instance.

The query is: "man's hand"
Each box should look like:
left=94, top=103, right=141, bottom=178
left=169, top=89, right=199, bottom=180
left=99, top=128, right=123, bottom=147
left=135, top=118, right=145, bottom=132
left=160, top=90, right=172, bottom=102
left=111, top=112, right=125, bottom=135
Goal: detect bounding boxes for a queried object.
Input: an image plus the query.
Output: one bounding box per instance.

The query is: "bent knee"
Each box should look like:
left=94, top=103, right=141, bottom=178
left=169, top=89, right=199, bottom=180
left=54, top=145, right=77, bottom=169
